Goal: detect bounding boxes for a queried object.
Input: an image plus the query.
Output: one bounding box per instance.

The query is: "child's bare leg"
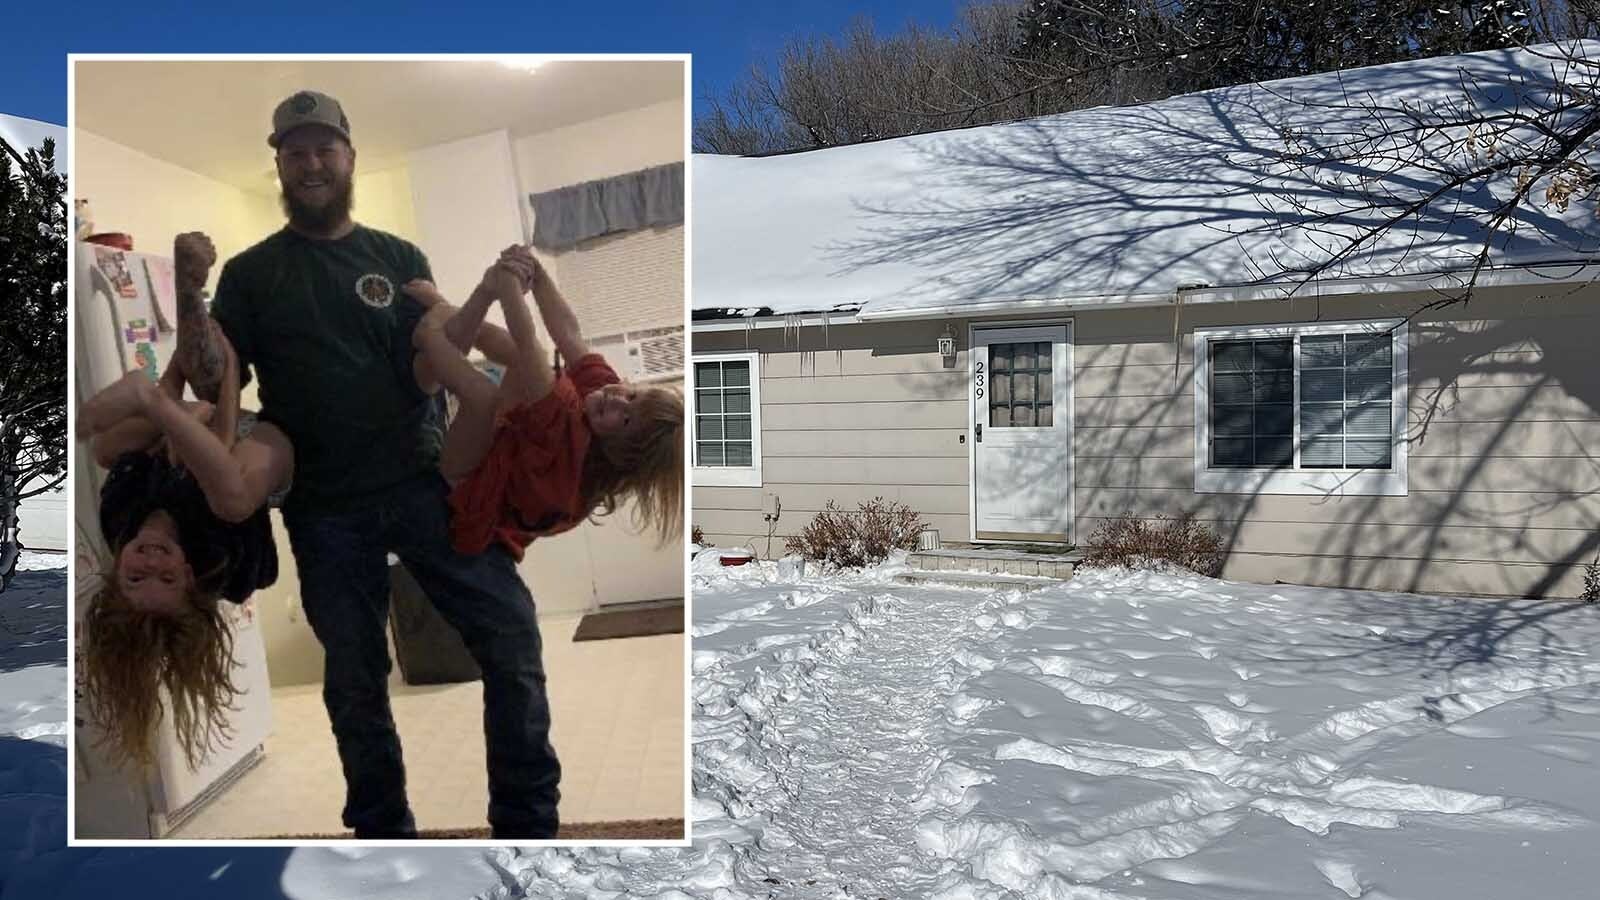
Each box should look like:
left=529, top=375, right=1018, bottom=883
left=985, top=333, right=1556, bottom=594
left=414, top=317, right=502, bottom=481
left=228, top=421, right=294, bottom=519
left=141, top=387, right=269, bottom=523
left=405, top=278, right=496, bottom=356
left=78, top=371, right=160, bottom=440
left=89, top=401, right=213, bottom=468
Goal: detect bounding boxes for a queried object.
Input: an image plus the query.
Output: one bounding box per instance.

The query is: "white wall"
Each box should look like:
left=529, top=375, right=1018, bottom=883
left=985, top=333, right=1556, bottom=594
left=355, top=164, right=419, bottom=242
left=407, top=130, right=525, bottom=303
left=512, top=97, right=685, bottom=195
left=73, top=130, right=281, bottom=289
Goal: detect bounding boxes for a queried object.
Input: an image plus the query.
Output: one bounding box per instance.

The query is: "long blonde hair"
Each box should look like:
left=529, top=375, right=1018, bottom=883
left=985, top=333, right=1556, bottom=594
left=80, top=577, right=240, bottom=771
left=584, top=383, right=684, bottom=543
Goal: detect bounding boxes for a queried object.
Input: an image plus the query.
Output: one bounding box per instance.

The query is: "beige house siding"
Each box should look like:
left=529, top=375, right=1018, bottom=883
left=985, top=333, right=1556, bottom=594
left=692, top=283, right=1600, bottom=598
left=1073, top=285, right=1599, bottom=598
left=691, top=320, right=968, bottom=555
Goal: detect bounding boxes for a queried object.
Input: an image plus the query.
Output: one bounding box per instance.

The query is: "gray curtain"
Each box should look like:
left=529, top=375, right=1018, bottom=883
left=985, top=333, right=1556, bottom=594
left=529, top=161, right=684, bottom=250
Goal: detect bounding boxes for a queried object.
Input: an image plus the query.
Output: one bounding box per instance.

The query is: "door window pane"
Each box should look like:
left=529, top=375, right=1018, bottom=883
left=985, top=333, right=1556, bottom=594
left=987, top=339, right=1054, bottom=429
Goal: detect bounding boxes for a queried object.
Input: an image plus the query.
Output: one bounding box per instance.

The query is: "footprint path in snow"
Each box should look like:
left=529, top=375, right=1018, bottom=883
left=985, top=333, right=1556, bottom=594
left=477, top=579, right=1019, bottom=900
left=730, top=583, right=1020, bottom=897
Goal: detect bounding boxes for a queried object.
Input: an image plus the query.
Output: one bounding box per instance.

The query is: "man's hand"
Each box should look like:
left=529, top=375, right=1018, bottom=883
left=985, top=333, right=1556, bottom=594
left=174, top=232, right=217, bottom=294
left=402, top=279, right=450, bottom=309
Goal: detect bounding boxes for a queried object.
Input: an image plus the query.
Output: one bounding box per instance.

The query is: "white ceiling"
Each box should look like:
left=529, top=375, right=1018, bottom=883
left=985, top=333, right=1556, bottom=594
left=74, top=58, right=684, bottom=195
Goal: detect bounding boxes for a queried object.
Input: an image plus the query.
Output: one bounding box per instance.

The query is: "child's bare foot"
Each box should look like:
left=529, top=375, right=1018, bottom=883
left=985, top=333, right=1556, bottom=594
left=412, top=297, right=457, bottom=347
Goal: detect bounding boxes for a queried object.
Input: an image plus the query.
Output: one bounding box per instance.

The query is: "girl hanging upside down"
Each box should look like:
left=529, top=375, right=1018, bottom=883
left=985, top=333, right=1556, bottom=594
left=403, top=244, right=683, bottom=558
left=76, top=232, right=294, bottom=770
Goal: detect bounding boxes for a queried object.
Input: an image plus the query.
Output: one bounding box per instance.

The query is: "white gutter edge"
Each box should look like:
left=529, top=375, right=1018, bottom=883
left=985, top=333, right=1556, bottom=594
left=692, top=311, right=864, bottom=332
left=845, top=261, right=1600, bottom=323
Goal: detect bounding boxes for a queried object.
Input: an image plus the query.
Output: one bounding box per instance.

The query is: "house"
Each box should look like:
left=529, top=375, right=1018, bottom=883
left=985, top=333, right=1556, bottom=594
left=689, top=45, right=1600, bottom=599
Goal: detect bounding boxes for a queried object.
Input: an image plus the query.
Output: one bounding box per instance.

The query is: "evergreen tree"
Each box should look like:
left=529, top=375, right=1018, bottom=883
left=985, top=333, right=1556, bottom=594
left=0, top=135, right=68, bottom=590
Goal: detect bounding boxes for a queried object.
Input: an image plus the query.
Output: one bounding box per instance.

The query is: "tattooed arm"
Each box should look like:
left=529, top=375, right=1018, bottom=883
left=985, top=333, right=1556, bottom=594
left=173, top=232, right=229, bottom=405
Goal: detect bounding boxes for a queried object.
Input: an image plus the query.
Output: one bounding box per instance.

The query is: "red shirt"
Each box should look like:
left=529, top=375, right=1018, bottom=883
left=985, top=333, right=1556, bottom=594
left=447, top=354, right=620, bottom=560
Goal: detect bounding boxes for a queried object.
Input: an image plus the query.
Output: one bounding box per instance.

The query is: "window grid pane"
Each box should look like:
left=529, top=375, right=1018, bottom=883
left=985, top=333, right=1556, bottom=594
left=694, top=360, right=755, bottom=468
left=1211, top=332, right=1394, bottom=473
left=1210, top=338, right=1292, bottom=469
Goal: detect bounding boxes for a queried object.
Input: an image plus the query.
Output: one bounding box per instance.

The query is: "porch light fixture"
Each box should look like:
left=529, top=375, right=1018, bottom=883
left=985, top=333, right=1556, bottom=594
left=938, top=324, right=957, bottom=360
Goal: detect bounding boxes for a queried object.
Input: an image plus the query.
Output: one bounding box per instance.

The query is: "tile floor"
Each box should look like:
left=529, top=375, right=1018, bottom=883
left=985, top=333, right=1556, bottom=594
left=169, top=613, right=685, bottom=838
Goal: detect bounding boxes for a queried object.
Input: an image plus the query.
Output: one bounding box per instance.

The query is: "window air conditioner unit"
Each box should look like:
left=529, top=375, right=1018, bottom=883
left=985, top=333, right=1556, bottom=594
left=589, top=324, right=684, bottom=385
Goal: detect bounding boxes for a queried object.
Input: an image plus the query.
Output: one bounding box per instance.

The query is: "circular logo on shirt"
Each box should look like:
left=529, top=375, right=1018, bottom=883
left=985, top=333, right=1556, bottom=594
left=355, top=273, right=395, bottom=309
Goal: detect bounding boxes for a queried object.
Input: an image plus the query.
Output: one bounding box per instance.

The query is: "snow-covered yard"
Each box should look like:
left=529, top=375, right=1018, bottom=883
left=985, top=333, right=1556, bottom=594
left=4, top=553, right=1598, bottom=898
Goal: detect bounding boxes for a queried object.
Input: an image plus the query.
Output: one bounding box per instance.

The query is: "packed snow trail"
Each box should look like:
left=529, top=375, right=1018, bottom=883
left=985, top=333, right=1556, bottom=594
left=696, top=582, right=1011, bottom=896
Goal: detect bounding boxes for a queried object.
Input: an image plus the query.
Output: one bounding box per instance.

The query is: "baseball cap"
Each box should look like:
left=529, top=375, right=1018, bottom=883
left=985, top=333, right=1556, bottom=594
left=268, top=90, right=352, bottom=148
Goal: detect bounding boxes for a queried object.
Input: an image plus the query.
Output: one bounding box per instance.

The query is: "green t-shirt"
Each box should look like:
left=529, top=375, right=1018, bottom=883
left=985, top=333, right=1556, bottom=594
left=211, top=224, right=441, bottom=513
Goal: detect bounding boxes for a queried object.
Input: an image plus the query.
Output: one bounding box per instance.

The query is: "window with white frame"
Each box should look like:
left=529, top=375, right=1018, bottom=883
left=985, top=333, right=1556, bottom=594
left=692, top=352, right=762, bottom=487
left=1194, top=320, right=1407, bottom=496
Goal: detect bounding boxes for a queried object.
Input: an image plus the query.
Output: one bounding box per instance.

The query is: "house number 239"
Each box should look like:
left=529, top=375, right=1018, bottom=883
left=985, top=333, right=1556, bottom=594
left=974, top=361, right=985, bottom=399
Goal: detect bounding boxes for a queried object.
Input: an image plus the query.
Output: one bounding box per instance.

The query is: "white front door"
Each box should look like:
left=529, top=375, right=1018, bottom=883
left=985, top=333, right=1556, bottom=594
left=972, top=323, right=1073, bottom=542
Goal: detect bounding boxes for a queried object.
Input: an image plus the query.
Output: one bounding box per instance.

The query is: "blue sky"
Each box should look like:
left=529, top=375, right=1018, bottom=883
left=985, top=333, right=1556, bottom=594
left=0, top=0, right=965, bottom=126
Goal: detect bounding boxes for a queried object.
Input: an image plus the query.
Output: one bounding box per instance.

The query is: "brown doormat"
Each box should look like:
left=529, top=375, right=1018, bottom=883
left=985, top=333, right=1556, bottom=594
left=573, top=600, right=683, bottom=642
left=245, top=818, right=684, bottom=841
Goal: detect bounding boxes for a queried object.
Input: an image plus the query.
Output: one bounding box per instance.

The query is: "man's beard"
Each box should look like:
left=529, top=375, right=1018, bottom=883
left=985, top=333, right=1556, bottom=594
left=280, top=174, right=354, bottom=233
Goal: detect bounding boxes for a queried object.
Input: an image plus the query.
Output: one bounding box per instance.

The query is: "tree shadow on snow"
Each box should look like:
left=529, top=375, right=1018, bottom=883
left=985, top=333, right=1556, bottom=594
left=0, top=568, right=67, bottom=674
left=1247, top=584, right=1600, bottom=687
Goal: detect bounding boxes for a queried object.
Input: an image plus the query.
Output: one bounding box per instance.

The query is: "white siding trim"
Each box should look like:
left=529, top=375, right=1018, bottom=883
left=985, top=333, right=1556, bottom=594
left=1193, top=319, right=1409, bottom=496
left=690, top=351, right=763, bottom=488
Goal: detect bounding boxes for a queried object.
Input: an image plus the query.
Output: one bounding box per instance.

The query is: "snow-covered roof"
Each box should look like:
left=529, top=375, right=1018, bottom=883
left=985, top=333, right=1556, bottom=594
left=692, top=45, right=1600, bottom=318
left=0, top=113, right=66, bottom=173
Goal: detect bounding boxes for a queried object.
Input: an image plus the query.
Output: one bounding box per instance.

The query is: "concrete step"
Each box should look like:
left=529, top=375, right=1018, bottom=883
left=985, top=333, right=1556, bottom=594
left=908, top=547, right=1083, bottom=579
left=893, top=570, right=1060, bottom=592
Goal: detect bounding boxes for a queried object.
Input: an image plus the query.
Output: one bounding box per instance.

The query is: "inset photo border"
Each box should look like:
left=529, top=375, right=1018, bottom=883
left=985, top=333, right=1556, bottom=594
left=67, top=52, right=691, bottom=847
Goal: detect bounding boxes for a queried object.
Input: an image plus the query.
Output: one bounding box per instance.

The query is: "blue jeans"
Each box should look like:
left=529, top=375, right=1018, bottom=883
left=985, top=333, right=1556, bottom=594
left=283, top=472, right=561, bottom=838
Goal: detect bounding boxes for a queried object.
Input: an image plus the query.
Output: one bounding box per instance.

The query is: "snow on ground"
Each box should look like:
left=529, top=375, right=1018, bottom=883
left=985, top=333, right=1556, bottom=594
left=0, top=558, right=69, bottom=896
left=4, top=553, right=1599, bottom=898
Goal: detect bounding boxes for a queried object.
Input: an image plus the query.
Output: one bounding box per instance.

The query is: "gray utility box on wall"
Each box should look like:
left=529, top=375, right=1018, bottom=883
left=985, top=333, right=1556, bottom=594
left=387, top=560, right=481, bottom=685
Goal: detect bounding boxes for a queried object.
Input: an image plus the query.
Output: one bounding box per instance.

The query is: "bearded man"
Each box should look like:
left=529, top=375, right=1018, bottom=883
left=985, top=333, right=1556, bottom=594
left=208, top=91, right=561, bottom=839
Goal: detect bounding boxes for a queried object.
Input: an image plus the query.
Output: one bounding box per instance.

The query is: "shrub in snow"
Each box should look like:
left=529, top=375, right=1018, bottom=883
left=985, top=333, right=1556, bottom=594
left=692, top=524, right=705, bottom=545
left=1081, top=513, right=1224, bottom=577
left=1584, top=559, right=1598, bottom=604
left=785, top=497, right=925, bottom=569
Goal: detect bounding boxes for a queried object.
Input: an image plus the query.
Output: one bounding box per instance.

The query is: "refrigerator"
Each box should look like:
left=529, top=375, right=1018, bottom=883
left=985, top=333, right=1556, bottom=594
left=72, top=242, right=274, bottom=838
